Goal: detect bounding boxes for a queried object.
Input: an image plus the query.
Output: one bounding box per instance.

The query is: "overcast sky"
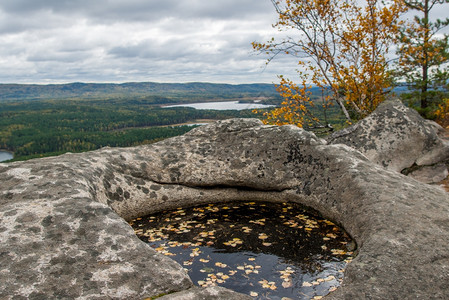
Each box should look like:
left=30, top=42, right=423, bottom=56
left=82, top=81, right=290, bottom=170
left=0, top=1, right=447, bottom=85
left=0, top=0, right=300, bottom=84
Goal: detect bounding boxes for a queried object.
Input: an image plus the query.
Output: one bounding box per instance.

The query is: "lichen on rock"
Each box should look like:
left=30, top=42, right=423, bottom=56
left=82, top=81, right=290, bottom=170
left=1, top=104, right=449, bottom=299
left=327, top=99, right=449, bottom=183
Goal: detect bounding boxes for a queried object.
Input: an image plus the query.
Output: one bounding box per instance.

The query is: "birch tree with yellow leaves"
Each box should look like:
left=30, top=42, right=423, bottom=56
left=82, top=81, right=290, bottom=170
left=253, top=0, right=405, bottom=128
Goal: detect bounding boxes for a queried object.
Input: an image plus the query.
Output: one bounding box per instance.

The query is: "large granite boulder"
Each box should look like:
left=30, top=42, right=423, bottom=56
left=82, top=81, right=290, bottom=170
left=327, top=99, right=449, bottom=183
left=1, top=118, right=449, bottom=299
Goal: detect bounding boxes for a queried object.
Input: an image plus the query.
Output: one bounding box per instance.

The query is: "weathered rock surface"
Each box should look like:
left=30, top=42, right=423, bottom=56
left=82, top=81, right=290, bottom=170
left=327, top=99, right=449, bottom=183
left=158, top=286, right=252, bottom=300
left=1, top=117, right=449, bottom=299
left=408, top=162, right=449, bottom=184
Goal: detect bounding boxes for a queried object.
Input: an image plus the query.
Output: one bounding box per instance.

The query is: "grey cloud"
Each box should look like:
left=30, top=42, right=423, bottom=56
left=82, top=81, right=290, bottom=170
left=27, top=51, right=90, bottom=63
left=0, top=0, right=274, bottom=23
left=0, top=0, right=286, bottom=83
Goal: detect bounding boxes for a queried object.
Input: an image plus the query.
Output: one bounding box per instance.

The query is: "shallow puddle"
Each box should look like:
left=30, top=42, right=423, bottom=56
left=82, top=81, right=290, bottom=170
left=130, top=201, right=354, bottom=300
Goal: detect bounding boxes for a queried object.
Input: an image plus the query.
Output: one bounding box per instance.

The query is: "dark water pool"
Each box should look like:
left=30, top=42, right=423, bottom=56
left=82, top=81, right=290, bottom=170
left=130, top=202, right=354, bottom=300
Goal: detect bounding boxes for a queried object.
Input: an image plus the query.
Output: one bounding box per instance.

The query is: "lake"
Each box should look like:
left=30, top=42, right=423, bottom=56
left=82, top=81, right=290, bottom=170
left=164, top=101, right=274, bottom=110
left=0, top=150, right=13, bottom=162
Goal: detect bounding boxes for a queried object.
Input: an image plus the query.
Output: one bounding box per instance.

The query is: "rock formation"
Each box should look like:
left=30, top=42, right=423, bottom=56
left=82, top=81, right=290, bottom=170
left=327, top=99, right=449, bottom=183
left=1, top=103, right=449, bottom=299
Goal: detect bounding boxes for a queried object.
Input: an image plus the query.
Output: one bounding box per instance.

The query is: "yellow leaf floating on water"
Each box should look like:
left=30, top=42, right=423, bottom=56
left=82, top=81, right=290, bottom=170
left=215, top=262, right=227, bottom=268
left=331, top=249, right=347, bottom=255
left=262, top=242, right=272, bottom=246
left=324, top=220, right=335, bottom=226
left=258, top=233, right=268, bottom=240
left=199, top=258, right=209, bottom=263
left=242, top=226, right=252, bottom=233
left=259, top=279, right=277, bottom=290
left=223, top=237, right=243, bottom=247
left=250, top=219, right=266, bottom=225
left=248, top=257, right=256, bottom=261
left=250, top=291, right=258, bottom=297
left=302, top=281, right=312, bottom=287
left=197, top=280, right=206, bottom=286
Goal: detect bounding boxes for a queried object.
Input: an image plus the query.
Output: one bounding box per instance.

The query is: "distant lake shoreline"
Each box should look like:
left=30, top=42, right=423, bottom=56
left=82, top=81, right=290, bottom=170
left=0, top=150, right=13, bottom=162
left=163, top=101, right=275, bottom=111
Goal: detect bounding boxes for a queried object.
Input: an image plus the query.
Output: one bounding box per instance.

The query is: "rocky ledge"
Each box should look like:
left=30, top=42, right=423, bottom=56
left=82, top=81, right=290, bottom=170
left=1, top=100, right=448, bottom=299
left=327, top=99, right=449, bottom=183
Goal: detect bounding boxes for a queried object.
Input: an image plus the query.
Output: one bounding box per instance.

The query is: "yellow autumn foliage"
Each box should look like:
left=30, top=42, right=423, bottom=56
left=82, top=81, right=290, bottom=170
left=253, top=0, right=406, bottom=127
left=435, top=98, right=449, bottom=128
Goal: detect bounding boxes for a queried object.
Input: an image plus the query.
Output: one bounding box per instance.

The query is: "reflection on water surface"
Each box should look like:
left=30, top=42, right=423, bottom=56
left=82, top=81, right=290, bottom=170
left=130, top=201, right=354, bottom=300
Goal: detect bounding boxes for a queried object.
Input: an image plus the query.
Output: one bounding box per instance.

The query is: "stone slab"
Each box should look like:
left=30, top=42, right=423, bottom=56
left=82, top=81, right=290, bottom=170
left=327, top=99, right=449, bottom=177
left=1, top=117, right=449, bottom=299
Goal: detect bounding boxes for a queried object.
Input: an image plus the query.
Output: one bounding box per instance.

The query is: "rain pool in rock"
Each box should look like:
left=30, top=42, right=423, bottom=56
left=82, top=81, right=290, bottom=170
left=130, top=202, right=355, bottom=300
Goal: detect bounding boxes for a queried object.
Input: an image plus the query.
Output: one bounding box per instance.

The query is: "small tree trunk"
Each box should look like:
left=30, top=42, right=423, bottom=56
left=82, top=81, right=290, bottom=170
left=421, top=0, right=429, bottom=110
left=336, top=98, right=351, bottom=122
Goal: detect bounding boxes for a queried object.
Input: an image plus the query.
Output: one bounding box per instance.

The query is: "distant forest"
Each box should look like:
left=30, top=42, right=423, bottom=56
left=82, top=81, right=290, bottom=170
left=0, top=83, right=280, bottom=161
left=0, top=82, right=280, bottom=103
left=0, top=82, right=348, bottom=162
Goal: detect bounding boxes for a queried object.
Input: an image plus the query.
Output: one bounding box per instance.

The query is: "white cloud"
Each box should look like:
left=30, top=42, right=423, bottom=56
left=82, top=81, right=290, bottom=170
left=1, top=0, right=446, bottom=84
left=0, top=0, right=290, bottom=84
